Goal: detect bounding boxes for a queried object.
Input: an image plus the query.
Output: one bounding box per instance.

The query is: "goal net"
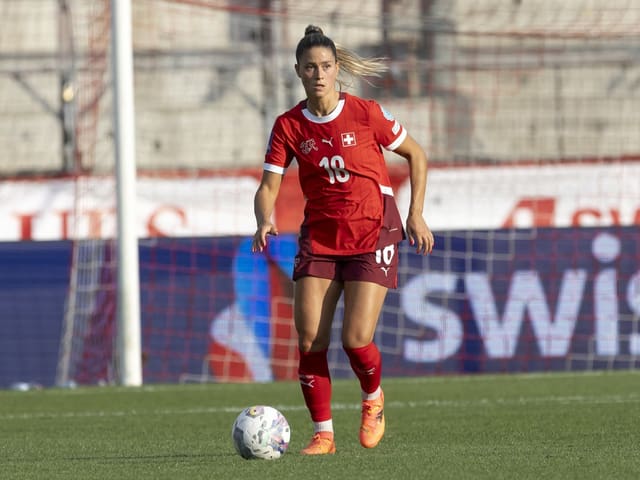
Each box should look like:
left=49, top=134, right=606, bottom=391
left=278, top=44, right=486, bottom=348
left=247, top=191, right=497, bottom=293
left=1, top=0, right=637, bottom=386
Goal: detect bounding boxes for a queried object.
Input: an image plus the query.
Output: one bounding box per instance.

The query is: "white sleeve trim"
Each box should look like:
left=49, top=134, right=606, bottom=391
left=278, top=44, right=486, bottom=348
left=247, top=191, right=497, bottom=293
left=263, top=163, right=286, bottom=175
left=384, top=128, right=408, bottom=151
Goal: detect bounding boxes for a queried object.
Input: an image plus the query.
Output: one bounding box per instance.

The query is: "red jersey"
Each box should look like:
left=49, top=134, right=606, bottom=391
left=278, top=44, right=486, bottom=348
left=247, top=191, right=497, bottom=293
left=264, top=92, right=407, bottom=255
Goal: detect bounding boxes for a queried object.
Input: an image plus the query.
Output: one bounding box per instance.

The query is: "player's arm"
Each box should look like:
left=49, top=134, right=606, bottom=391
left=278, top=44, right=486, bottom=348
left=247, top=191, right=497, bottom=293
left=252, top=170, right=283, bottom=252
left=393, top=134, right=434, bottom=255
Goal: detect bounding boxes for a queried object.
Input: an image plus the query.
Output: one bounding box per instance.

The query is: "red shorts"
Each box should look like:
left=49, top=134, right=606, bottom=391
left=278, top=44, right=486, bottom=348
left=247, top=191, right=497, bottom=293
left=292, top=195, right=404, bottom=289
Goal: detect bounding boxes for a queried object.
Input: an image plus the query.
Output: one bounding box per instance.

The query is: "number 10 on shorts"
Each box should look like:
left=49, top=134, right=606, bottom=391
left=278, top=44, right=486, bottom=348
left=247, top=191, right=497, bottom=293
left=376, top=244, right=395, bottom=266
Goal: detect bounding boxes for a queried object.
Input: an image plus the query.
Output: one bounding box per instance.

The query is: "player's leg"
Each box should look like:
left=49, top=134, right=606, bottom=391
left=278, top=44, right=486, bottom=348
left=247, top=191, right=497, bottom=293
left=342, top=280, right=388, bottom=448
left=295, top=275, right=342, bottom=454
left=342, top=280, right=387, bottom=348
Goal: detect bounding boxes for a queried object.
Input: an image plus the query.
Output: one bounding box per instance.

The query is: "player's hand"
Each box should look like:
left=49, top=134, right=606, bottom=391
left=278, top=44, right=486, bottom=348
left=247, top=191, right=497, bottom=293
left=406, top=214, right=434, bottom=255
left=251, top=223, right=279, bottom=253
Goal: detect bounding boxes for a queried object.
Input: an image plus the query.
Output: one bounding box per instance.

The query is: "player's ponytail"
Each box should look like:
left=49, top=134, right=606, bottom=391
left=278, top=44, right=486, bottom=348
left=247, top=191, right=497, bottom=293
left=295, top=25, right=388, bottom=89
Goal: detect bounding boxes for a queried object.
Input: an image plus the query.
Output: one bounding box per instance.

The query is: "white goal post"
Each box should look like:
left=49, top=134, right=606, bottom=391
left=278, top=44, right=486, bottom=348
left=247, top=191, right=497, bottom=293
left=111, top=0, right=142, bottom=386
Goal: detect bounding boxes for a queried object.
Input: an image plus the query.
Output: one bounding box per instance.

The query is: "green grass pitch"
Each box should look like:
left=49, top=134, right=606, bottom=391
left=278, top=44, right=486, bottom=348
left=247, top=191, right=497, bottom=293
left=2, top=371, right=639, bottom=479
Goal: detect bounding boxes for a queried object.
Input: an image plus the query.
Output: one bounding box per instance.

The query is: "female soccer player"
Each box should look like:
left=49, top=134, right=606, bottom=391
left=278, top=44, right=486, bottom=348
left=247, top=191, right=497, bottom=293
left=252, top=25, right=434, bottom=455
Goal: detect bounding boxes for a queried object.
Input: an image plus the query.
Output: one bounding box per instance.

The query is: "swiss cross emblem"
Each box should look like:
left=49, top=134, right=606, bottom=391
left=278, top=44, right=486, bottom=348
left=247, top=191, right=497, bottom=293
left=341, top=132, right=356, bottom=147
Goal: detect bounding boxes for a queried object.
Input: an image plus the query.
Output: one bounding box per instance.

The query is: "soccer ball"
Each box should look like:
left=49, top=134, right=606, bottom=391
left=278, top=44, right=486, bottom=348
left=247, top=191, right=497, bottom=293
left=231, top=405, right=291, bottom=460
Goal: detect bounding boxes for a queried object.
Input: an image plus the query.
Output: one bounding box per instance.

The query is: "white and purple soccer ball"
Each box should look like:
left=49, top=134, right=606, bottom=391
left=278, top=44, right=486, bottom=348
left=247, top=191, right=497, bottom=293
left=231, top=405, right=290, bottom=460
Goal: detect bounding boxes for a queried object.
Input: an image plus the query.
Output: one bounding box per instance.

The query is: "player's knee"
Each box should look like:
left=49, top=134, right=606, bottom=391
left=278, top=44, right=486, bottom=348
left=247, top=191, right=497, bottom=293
left=341, top=332, right=374, bottom=350
left=298, top=335, right=330, bottom=353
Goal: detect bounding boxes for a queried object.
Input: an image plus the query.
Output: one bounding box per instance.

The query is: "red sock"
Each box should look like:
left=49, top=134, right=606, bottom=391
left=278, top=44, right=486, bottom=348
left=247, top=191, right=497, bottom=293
left=298, top=349, right=332, bottom=422
left=344, top=342, right=382, bottom=395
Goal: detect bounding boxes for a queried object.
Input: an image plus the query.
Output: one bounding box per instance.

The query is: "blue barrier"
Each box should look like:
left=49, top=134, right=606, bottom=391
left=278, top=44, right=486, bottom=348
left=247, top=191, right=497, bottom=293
left=1, top=226, right=638, bottom=387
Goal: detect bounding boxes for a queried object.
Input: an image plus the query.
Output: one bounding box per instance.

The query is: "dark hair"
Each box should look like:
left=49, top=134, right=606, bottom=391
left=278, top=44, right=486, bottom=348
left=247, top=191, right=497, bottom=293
left=294, top=25, right=389, bottom=87
left=295, top=25, right=337, bottom=63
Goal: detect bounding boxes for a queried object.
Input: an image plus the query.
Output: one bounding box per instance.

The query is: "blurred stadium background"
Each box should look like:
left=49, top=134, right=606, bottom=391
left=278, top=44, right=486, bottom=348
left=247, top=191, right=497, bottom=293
left=1, top=0, right=639, bottom=388
left=3, top=0, right=640, bottom=173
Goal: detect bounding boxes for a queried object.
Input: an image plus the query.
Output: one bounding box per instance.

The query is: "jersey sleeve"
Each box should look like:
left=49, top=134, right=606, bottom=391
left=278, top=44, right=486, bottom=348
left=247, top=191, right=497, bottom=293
left=264, top=116, right=295, bottom=175
left=370, top=100, right=408, bottom=151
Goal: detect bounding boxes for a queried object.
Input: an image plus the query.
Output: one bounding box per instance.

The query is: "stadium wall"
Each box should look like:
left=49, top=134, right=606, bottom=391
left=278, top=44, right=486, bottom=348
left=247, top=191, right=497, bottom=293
left=1, top=0, right=639, bottom=174
left=1, top=161, right=639, bottom=242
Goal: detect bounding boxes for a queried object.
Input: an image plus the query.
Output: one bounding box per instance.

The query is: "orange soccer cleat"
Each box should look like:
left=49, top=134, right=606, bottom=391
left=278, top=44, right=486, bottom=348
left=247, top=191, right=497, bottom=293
left=359, top=390, right=385, bottom=448
left=300, top=431, right=336, bottom=455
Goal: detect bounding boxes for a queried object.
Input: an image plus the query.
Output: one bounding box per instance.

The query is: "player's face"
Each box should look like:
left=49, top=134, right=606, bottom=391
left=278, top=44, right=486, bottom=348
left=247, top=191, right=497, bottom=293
left=295, top=46, right=339, bottom=101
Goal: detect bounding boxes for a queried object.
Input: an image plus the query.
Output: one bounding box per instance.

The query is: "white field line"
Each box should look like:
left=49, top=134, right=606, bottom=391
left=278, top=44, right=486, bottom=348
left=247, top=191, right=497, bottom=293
left=2, top=392, right=639, bottom=421
left=10, top=369, right=639, bottom=396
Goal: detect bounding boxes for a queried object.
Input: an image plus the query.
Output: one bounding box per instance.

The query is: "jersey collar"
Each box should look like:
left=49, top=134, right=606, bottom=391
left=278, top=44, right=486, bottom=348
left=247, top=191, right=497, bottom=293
left=302, top=95, right=346, bottom=124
